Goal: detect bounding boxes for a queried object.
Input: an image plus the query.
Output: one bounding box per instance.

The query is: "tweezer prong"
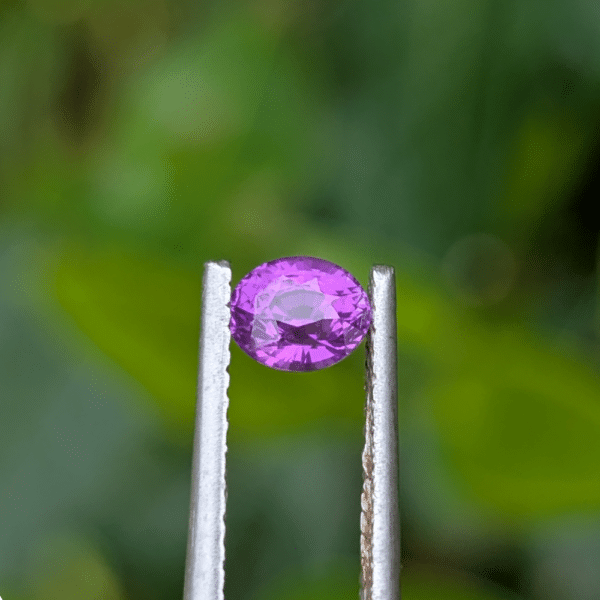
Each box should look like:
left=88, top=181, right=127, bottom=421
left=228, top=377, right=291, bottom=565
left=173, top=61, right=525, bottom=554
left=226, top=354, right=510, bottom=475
left=183, top=261, right=231, bottom=600
left=184, top=261, right=399, bottom=600
left=361, top=265, right=400, bottom=600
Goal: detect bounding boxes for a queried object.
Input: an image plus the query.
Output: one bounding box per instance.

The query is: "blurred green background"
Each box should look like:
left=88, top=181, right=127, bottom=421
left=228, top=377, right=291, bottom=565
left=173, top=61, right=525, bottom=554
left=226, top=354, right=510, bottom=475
left=2, top=0, right=600, bottom=598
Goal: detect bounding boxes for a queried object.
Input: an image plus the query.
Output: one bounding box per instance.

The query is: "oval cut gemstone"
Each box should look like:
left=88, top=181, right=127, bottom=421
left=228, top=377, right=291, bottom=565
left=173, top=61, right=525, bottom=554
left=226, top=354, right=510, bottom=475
left=229, top=256, right=372, bottom=371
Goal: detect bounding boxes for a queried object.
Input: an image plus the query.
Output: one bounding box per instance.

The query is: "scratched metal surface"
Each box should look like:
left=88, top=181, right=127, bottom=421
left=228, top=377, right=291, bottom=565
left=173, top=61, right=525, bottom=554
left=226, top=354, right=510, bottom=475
left=183, top=261, right=231, bottom=600
left=361, top=265, right=400, bottom=600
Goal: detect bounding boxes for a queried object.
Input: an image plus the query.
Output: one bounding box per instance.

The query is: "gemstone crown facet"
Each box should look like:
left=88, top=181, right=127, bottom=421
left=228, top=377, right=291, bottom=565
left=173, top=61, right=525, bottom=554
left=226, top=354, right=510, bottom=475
left=229, top=256, right=372, bottom=371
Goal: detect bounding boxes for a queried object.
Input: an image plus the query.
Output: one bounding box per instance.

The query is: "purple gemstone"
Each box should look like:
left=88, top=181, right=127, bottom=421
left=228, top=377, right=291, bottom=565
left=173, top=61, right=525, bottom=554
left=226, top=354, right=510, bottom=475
left=230, top=256, right=372, bottom=371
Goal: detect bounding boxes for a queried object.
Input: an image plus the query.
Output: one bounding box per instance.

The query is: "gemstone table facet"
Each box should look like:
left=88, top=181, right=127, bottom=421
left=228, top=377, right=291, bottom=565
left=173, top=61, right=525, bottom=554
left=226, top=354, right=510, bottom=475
left=229, top=257, right=372, bottom=371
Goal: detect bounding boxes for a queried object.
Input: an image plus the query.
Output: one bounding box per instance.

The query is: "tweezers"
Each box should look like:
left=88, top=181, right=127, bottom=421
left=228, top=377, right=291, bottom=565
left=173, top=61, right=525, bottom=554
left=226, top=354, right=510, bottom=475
left=183, top=261, right=400, bottom=600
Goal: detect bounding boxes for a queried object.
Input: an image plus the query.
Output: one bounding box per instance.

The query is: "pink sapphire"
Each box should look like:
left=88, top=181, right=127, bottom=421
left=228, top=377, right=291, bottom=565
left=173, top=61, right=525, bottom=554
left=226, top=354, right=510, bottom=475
left=229, top=257, right=372, bottom=371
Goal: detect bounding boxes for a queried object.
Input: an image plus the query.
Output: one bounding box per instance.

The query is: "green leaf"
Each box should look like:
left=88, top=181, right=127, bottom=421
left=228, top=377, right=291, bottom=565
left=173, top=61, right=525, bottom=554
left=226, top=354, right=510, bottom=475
left=52, top=232, right=600, bottom=517
left=430, top=325, right=600, bottom=517
left=53, top=245, right=201, bottom=435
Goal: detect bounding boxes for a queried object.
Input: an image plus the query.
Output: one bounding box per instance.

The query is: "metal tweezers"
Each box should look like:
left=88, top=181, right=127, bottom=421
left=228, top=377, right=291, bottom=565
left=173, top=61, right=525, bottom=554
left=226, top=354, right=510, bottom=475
left=183, top=261, right=400, bottom=600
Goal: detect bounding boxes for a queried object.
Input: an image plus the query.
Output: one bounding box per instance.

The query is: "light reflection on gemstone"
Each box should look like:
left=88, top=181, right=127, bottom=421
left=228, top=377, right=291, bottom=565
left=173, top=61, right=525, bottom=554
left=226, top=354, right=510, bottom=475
left=229, top=256, right=372, bottom=371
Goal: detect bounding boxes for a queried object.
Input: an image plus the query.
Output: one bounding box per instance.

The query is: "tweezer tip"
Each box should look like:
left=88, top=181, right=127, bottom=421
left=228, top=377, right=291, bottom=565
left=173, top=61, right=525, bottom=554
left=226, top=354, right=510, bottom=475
left=371, top=264, right=395, bottom=277
left=205, top=259, right=232, bottom=271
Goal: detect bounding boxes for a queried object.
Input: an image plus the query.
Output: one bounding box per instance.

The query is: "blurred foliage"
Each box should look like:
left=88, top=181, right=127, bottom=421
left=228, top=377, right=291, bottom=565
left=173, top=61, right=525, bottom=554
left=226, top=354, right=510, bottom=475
left=2, top=0, right=600, bottom=598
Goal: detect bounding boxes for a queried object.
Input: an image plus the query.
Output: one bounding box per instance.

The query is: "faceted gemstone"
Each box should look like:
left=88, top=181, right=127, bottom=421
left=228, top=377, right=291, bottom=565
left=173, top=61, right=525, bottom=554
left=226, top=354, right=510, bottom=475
left=229, top=256, right=372, bottom=371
